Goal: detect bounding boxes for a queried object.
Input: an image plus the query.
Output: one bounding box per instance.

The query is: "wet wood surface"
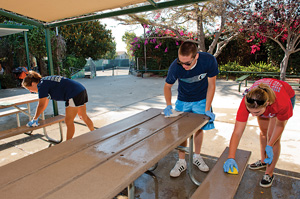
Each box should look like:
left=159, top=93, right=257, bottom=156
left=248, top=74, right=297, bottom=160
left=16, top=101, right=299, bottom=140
left=190, top=147, right=251, bottom=199
left=0, top=108, right=209, bottom=199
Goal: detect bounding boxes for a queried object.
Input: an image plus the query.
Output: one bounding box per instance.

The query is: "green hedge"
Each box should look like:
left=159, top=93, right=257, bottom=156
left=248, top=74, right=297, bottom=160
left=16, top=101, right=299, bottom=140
left=218, top=61, right=280, bottom=79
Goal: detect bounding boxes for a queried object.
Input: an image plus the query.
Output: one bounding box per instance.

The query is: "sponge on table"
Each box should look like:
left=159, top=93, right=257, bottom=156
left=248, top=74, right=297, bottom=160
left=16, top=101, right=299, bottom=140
left=227, top=166, right=238, bottom=175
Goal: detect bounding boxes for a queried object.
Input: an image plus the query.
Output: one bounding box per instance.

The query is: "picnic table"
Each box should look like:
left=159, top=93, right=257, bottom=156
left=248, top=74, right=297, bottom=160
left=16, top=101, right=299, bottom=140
left=0, top=108, right=209, bottom=199
left=0, top=93, right=39, bottom=126
left=0, top=93, right=64, bottom=144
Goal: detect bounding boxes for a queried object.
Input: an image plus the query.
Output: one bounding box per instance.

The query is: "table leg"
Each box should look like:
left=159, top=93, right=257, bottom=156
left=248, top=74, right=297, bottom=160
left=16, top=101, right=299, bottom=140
left=128, top=182, right=135, bottom=199
left=13, top=105, right=31, bottom=118
left=16, top=113, right=21, bottom=127
left=188, top=135, right=201, bottom=186
left=27, top=103, right=31, bottom=120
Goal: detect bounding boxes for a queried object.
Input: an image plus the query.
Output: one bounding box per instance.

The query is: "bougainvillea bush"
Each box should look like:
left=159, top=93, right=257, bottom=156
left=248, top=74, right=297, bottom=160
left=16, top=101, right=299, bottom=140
left=131, top=26, right=199, bottom=71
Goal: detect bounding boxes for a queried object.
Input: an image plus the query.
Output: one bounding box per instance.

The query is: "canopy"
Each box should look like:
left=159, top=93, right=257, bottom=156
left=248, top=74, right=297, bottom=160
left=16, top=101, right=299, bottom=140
left=0, top=0, right=206, bottom=27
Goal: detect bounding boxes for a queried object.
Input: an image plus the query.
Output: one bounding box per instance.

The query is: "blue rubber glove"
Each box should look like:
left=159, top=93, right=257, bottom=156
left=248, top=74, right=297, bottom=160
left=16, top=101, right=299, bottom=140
left=26, top=119, right=39, bottom=127
left=223, top=158, right=239, bottom=173
left=163, top=105, right=173, bottom=116
left=205, top=111, right=215, bottom=122
left=264, top=145, right=273, bottom=164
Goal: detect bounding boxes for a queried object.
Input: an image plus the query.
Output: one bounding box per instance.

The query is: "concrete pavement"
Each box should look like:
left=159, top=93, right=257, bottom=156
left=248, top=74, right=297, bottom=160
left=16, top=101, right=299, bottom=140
left=0, top=68, right=299, bottom=198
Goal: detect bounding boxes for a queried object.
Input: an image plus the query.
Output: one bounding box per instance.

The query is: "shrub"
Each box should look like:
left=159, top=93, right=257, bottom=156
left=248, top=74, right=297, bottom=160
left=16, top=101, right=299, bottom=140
left=0, top=74, right=18, bottom=89
left=218, top=61, right=280, bottom=79
left=61, top=55, right=86, bottom=78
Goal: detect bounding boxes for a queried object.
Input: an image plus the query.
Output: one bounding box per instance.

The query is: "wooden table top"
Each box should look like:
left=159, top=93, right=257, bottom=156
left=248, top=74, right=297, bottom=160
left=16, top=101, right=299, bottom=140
left=0, top=93, right=38, bottom=109
left=0, top=108, right=209, bottom=199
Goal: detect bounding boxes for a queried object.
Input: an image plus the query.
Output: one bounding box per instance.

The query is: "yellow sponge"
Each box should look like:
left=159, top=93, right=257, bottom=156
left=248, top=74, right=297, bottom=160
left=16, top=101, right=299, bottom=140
left=228, top=166, right=238, bottom=175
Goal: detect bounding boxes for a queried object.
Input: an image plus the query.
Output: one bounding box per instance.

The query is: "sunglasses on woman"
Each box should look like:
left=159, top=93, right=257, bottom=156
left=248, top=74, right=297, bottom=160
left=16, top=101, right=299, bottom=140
left=246, top=97, right=265, bottom=105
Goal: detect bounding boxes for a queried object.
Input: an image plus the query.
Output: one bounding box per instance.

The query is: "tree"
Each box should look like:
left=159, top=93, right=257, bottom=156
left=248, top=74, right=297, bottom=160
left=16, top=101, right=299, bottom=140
left=237, top=0, right=300, bottom=80
left=27, top=27, right=50, bottom=75
left=59, top=21, right=114, bottom=60
left=115, top=0, right=241, bottom=58
left=122, top=31, right=137, bottom=60
left=101, top=41, right=117, bottom=60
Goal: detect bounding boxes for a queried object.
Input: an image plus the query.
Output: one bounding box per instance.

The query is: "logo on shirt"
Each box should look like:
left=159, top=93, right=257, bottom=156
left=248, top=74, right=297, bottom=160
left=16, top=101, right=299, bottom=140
left=261, top=113, right=276, bottom=118
left=180, top=73, right=207, bottom=83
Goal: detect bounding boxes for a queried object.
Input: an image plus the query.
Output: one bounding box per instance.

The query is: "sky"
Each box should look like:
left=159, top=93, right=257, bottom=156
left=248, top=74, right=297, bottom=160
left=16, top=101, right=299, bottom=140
left=100, top=18, right=144, bottom=52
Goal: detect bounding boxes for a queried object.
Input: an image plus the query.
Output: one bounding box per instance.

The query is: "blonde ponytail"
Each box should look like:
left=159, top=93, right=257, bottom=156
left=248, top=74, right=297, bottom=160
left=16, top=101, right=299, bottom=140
left=245, top=83, right=276, bottom=108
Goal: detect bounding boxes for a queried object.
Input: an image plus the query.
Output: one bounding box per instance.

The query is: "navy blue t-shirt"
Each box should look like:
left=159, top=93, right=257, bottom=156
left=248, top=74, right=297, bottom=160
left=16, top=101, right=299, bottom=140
left=37, top=76, right=85, bottom=101
left=166, top=52, right=219, bottom=102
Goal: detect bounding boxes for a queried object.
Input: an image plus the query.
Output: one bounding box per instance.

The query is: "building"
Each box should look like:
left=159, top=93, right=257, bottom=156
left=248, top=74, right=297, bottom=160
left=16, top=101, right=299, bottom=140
left=116, top=51, right=129, bottom=59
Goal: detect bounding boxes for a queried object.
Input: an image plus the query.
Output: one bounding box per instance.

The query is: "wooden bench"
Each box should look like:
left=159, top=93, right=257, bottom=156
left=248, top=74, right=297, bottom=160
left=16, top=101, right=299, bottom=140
left=236, top=75, right=250, bottom=92
left=190, top=147, right=251, bottom=199
left=0, top=107, right=29, bottom=127
left=0, top=115, right=65, bottom=144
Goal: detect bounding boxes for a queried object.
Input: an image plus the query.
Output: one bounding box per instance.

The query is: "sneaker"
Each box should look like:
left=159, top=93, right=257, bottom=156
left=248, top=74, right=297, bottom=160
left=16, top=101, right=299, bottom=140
left=193, top=155, right=209, bottom=172
left=260, top=174, right=274, bottom=188
left=249, top=160, right=267, bottom=170
left=170, top=160, right=187, bottom=177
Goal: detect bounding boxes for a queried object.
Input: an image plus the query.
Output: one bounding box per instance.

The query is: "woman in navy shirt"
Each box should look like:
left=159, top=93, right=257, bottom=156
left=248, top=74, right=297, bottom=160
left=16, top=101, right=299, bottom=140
left=22, top=71, right=94, bottom=140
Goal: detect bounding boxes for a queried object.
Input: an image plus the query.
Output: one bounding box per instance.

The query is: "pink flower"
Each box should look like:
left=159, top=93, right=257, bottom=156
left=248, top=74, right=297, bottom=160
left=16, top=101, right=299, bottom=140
left=144, top=40, right=148, bottom=45
left=250, top=44, right=260, bottom=54
left=155, top=45, right=159, bottom=49
left=176, top=41, right=179, bottom=45
left=154, top=12, right=161, bottom=20
left=138, top=44, right=140, bottom=48
left=164, top=47, right=168, bottom=52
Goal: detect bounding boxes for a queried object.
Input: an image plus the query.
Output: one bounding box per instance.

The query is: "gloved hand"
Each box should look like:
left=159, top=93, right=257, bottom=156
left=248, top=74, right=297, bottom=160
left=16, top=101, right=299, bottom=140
left=163, top=105, right=173, bottom=116
left=264, top=145, right=273, bottom=164
left=205, top=110, right=215, bottom=122
left=26, top=119, right=39, bottom=127
left=223, top=158, right=239, bottom=173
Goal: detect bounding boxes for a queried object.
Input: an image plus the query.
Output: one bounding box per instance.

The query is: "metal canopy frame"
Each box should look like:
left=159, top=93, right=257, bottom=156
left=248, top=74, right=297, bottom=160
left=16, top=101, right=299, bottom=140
left=0, top=24, right=33, bottom=68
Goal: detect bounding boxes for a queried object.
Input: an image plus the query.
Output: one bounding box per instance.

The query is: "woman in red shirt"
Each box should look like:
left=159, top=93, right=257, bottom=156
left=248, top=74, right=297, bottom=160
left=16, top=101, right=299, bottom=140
left=223, top=78, right=295, bottom=187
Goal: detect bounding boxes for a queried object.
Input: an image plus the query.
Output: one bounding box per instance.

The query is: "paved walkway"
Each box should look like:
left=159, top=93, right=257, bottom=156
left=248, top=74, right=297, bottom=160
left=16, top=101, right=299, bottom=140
left=0, top=68, right=299, bottom=198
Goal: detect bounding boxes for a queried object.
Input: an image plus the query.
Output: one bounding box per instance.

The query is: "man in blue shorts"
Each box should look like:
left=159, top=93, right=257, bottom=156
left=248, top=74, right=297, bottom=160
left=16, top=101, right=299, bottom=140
left=164, top=41, right=219, bottom=177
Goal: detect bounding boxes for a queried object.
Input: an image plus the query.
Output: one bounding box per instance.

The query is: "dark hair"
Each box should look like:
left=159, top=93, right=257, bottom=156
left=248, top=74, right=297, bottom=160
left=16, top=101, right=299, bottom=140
left=178, top=41, right=198, bottom=57
left=22, top=70, right=42, bottom=87
left=245, top=83, right=276, bottom=108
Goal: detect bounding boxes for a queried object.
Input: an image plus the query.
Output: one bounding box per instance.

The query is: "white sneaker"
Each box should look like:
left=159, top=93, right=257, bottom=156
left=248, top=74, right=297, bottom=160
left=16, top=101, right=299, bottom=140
left=170, top=160, right=187, bottom=177
left=193, top=155, right=209, bottom=172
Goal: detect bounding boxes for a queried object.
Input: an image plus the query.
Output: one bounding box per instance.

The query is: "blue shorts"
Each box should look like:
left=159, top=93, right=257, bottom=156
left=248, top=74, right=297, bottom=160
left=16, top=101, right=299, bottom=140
left=291, top=95, right=295, bottom=109
left=175, top=99, right=215, bottom=131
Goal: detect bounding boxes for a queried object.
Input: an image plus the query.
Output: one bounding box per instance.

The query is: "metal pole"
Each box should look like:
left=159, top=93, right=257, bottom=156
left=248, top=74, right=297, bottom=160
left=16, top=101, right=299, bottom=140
left=143, top=25, right=147, bottom=72
left=24, top=31, right=30, bottom=69
left=45, top=28, right=58, bottom=116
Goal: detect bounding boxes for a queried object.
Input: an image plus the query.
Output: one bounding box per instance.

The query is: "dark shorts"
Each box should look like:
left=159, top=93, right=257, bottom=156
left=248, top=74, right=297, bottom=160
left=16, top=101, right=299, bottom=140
left=65, top=90, right=88, bottom=107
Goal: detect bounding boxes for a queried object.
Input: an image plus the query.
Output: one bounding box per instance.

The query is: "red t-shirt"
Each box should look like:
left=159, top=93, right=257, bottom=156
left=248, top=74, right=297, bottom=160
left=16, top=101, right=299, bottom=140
left=236, top=78, right=295, bottom=122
